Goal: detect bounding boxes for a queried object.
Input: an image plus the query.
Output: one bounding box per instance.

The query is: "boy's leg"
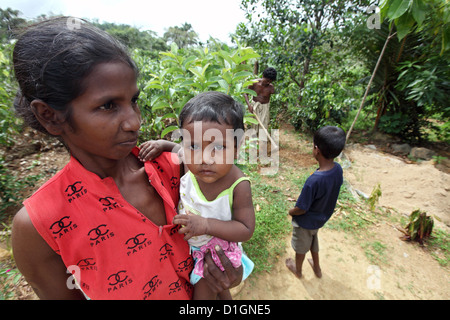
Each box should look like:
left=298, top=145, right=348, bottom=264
left=286, top=226, right=311, bottom=278
left=308, top=252, right=322, bottom=278
left=285, top=253, right=305, bottom=278
left=308, top=230, right=322, bottom=278
left=286, top=252, right=306, bottom=278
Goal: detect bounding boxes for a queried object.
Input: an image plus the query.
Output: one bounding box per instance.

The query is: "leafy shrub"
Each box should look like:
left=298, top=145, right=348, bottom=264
left=0, top=158, right=41, bottom=220
left=289, top=73, right=354, bottom=132
left=135, top=42, right=260, bottom=141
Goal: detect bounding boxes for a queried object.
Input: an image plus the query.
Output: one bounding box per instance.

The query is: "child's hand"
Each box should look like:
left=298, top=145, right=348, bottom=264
left=173, top=211, right=209, bottom=241
left=139, top=140, right=164, bottom=162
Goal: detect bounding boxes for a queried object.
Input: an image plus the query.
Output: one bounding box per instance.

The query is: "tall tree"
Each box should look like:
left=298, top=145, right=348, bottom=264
left=0, top=8, right=26, bottom=42
left=238, top=0, right=371, bottom=103
left=164, top=23, right=199, bottom=48
left=346, top=0, right=450, bottom=142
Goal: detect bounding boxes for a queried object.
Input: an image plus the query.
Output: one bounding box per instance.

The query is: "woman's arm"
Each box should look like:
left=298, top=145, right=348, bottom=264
left=12, top=207, right=86, bottom=300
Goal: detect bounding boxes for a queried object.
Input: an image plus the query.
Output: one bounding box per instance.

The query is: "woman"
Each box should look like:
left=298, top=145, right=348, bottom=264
left=11, top=17, right=242, bottom=300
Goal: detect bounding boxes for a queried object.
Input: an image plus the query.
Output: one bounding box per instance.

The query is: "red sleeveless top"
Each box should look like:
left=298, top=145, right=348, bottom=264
left=24, top=148, right=193, bottom=300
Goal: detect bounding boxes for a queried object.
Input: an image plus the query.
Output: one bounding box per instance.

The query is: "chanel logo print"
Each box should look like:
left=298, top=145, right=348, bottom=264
left=99, top=196, right=124, bottom=212
left=126, top=233, right=147, bottom=249
left=142, top=275, right=161, bottom=299
left=168, top=279, right=182, bottom=295
left=159, top=243, right=174, bottom=262
left=107, top=270, right=133, bottom=293
left=170, top=176, right=179, bottom=189
left=65, top=181, right=87, bottom=203
left=88, top=224, right=109, bottom=240
left=77, top=258, right=97, bottom=271
left=50, top=216, right=72, bottom=234
left=178, top=256, right=194, bottom=272
left=50, top=216, right=77, bottom=239
left=88, top=224, right=114, bottom=247
left=65, top=182, right=83, bottom=196
left=126, top=233, right=152, bottom=256
left=108, top=270, right=128, bottom=286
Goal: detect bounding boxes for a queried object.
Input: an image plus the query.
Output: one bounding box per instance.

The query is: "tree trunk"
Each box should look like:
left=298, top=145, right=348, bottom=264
left=346, top=26, right=396, bottom=142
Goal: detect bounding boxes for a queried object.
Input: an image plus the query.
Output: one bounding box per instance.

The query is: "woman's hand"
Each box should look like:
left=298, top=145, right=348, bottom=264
left=202, top=245, right=243, bottom=294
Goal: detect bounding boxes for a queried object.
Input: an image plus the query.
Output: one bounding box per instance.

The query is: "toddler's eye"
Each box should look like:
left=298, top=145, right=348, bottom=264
left=189, top=144, right=200, bottom=151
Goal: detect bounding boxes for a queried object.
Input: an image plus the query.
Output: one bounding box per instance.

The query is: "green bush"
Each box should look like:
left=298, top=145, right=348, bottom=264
left=135, top=42, right=260, bottom=141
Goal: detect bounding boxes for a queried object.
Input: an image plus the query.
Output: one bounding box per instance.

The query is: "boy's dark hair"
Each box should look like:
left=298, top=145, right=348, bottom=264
left=313, top=126, right=346, bottom=159
left=179, top=91, right=245, bottom=132
left=13, top=17, right=138, bottom=135
left=262, top=67, right=277, bottom=81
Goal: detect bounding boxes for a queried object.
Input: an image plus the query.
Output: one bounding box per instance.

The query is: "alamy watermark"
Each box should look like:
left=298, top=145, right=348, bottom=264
left=66, top=17, right=83, bottom=30
left=367, top=5, right=381, bottom=30
left=366, top=265, right=382, bottom=290
left=170, top=122, right=280, bottom=175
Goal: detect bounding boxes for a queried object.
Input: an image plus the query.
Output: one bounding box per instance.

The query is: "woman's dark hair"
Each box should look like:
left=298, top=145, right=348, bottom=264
left=179, top=91, right=245, bottom=132
left=13, top=17, right=138, bottom=135
left=313, top=126, right=346, bottom=159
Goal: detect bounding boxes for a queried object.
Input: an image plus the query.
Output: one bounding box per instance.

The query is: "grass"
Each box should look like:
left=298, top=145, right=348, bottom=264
left=239, top=164, right=292, bottom=274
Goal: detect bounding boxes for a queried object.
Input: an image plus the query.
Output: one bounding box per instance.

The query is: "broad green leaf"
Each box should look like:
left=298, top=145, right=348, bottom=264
left=232, top=71, right=254, bottom=82
left=242, top=88, right=257, bottom=96
left=161, top=113, right=177, bottom=120
left=395, top=13, right=416, bottom=40
left=152, top=101, right=170, bottom=111
left=244, top=115, right=259, bottom=124
left=387, top=0, right=412, bottom=20
left=161, top=125, right=179, bottom=138
left=411, top=0, right=427, bottom=26
left=218, top=79, right=229, bottom=91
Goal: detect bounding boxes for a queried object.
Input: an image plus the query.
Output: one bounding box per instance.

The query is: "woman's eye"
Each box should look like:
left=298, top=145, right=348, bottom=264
left=99, top=102, right=115, bottom=110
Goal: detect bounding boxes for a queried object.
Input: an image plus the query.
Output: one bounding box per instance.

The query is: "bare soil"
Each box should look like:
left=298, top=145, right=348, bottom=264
left=232, top=124, right=449, bottom=300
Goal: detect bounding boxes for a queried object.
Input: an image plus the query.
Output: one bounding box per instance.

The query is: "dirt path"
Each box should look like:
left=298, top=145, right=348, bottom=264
left=232, top=124, right=449, bottom=300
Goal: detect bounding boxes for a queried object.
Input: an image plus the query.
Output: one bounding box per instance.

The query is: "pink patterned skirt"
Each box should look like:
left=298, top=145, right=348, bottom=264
left=192, top=237, right=242, bottom=278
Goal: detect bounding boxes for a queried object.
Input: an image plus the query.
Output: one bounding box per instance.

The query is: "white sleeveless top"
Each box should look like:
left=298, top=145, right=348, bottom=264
left=178, top=171, right=250, bottom=247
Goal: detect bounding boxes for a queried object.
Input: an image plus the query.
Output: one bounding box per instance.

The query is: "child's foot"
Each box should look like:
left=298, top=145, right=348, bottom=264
left=308, top=258, right=322, bottom=278
left=285, top=258, right=302, bottom=279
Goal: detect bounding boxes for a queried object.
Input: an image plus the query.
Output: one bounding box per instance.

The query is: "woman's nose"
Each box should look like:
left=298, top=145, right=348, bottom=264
left=121, top=105, right=141, bottom=132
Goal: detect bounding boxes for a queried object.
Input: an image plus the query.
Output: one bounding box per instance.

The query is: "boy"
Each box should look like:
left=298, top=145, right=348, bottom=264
left=285, top=126, right=346, bottom=279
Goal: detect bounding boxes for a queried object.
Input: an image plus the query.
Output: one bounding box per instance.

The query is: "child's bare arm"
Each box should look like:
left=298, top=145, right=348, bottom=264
left=138, top=139, right=180, bottom=162
left=173, top=180, right=255, bottom=243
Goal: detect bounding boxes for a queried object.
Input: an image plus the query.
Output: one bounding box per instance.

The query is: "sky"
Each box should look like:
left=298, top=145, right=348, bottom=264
left=1, top=0, right=247, bottom=44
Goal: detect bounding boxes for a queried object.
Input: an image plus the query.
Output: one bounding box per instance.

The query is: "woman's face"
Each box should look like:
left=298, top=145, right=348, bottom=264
left=59, top=61, right=141, bottom=164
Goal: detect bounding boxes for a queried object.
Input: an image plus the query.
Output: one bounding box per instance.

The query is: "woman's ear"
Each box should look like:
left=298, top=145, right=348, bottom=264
left=30, top=100, right=64, bottom=136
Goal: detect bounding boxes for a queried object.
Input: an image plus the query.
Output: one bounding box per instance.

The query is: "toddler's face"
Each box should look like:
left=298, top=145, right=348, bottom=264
left=181, top=121, right=236, bottom=184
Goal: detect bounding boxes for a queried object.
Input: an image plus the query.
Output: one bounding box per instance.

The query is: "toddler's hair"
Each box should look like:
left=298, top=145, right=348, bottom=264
left=179, top=91, right=245, bottom=132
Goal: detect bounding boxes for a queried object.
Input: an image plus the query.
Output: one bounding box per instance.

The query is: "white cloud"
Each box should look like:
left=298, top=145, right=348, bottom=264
left=1, top=0, right=246, bottom=43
